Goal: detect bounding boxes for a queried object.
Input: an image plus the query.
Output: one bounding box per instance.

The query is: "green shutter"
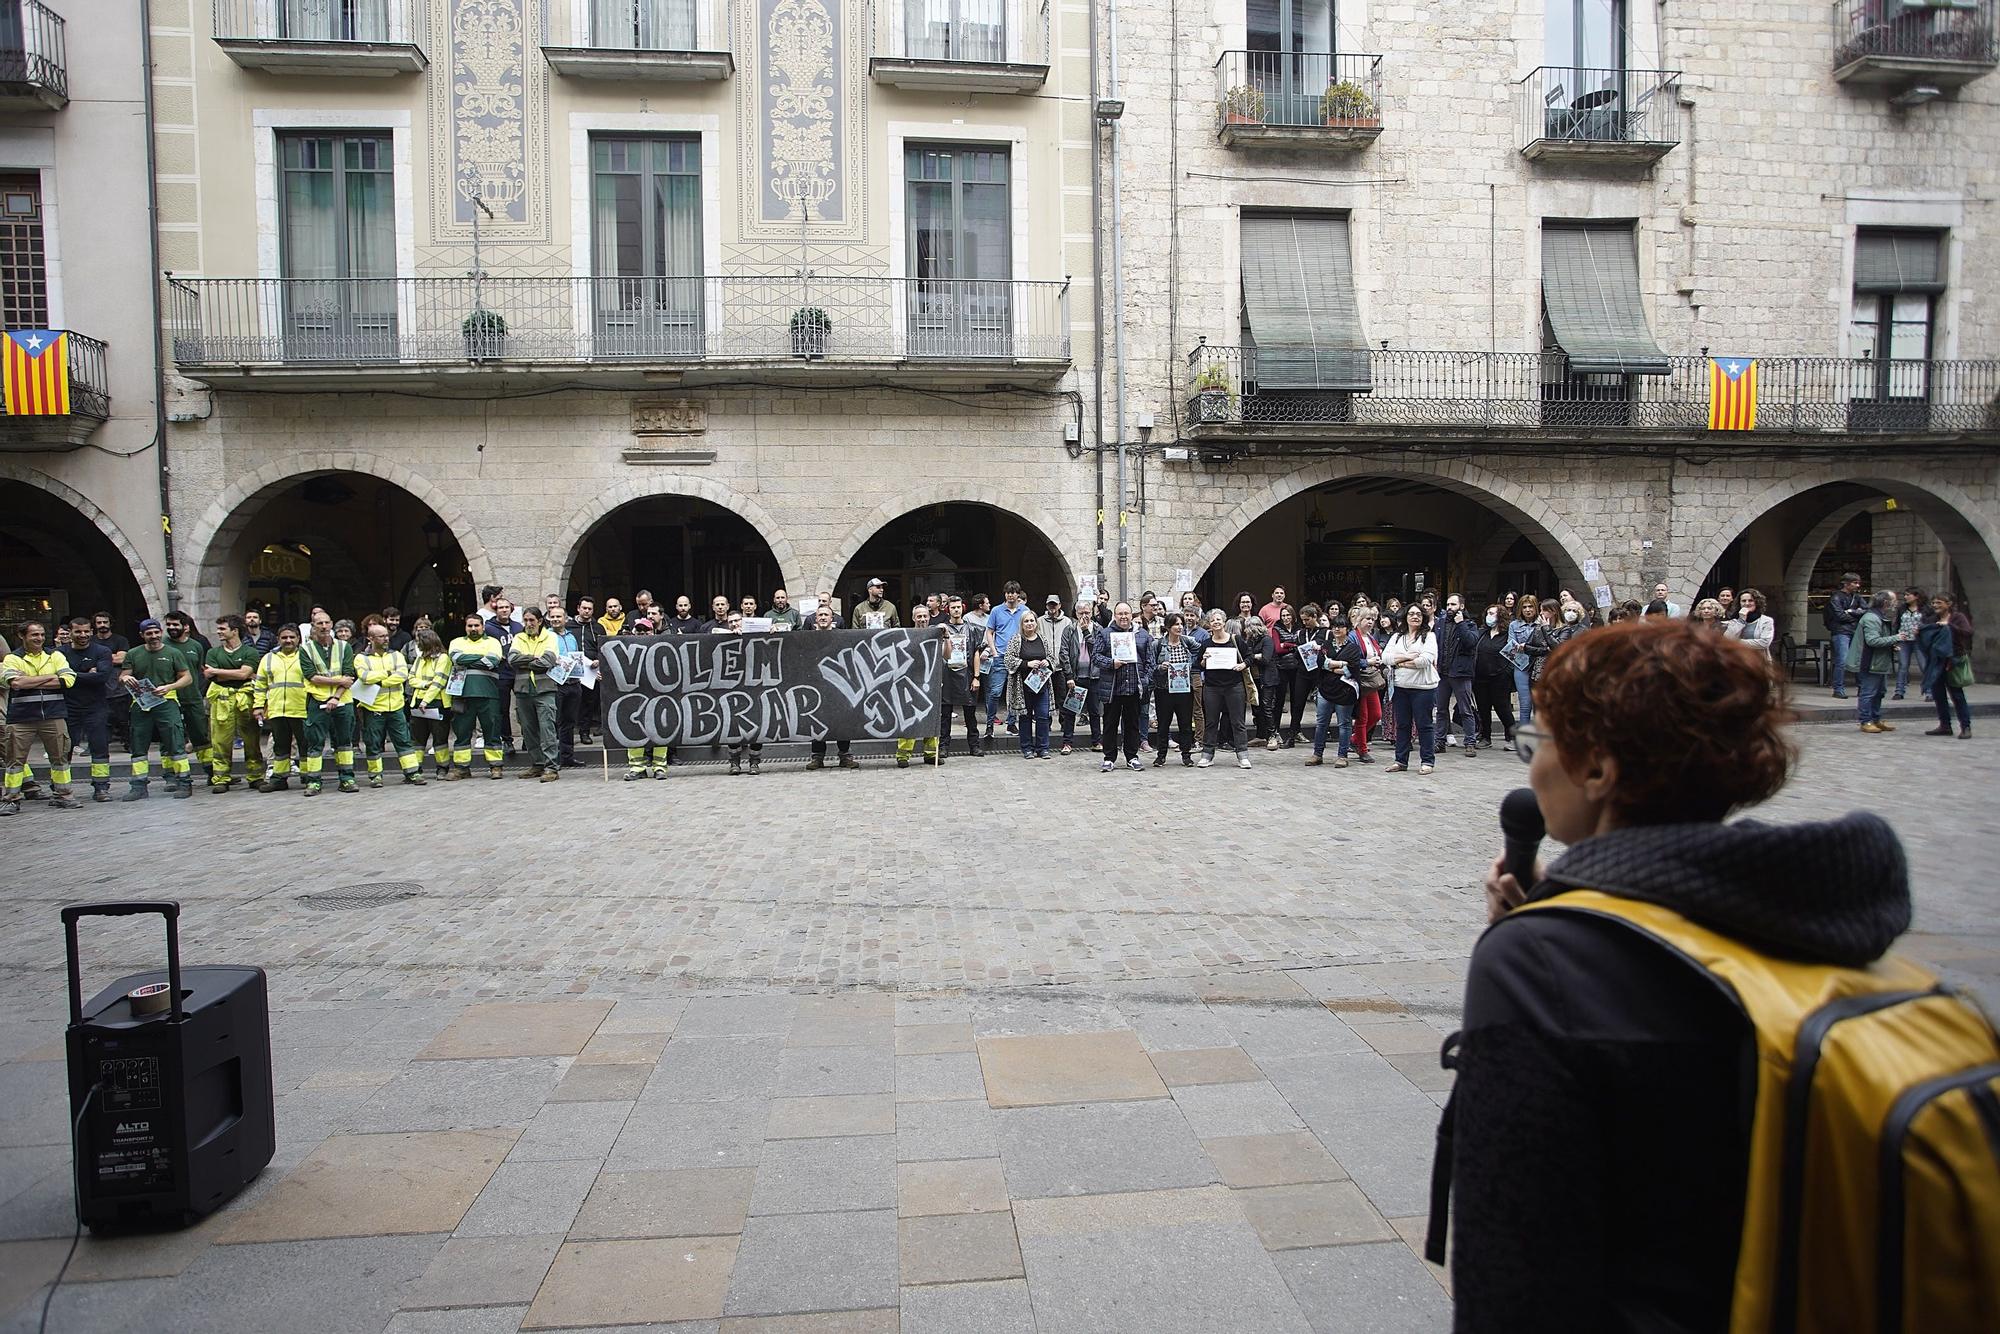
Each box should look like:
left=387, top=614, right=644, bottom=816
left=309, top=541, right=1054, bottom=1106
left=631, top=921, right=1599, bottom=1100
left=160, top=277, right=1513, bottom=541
left=1853, top=230, right=1945, bottom=295
left=1540, top=223, right=1670, bottom=375
left=1240, top=213, right=1372, bottom=391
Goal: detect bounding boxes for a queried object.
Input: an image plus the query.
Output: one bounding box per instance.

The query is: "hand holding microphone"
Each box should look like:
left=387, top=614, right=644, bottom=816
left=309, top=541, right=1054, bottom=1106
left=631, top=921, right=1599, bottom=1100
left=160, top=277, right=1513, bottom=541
left=1485, top=787, right=1546, bottom=924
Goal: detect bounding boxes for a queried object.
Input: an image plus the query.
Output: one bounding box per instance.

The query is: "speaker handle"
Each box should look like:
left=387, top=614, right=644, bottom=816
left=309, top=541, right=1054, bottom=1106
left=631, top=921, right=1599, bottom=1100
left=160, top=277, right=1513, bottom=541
left=62, top=901, right=184, bottom=1027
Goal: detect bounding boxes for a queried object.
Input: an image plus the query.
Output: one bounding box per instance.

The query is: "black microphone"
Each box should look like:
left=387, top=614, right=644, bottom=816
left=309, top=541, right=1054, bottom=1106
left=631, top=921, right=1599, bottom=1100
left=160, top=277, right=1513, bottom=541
left=1499, top=787, right=1545, bottom=890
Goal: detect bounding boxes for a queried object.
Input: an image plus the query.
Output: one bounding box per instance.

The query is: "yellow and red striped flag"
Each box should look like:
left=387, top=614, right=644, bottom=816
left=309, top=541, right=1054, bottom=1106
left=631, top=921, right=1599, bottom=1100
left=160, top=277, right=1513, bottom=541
left=1707, top=356, right=1757, bottom=431
left=2, top=329, right=70, bottom=415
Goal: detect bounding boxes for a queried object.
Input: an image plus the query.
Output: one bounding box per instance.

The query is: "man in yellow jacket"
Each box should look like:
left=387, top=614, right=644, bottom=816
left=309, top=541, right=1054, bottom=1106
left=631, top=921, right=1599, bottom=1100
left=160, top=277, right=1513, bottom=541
left=203, top=614, right=264, bottom=791
left=355, top=620, right=428, bottom=788
left=508, top=606, right=562, bottom=780
left=300, top=608, right=359, bottom=795
left=251, top=624, right=308, bottom=792
left=2, top=620, right=80, bottom=815
left=446, top=612, right=505, bottom=780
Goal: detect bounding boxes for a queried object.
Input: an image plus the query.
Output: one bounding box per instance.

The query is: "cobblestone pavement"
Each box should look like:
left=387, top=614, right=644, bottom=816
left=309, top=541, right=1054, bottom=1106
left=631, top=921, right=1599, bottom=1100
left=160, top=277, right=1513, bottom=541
left=0, top=725, right=1994, bottom=1332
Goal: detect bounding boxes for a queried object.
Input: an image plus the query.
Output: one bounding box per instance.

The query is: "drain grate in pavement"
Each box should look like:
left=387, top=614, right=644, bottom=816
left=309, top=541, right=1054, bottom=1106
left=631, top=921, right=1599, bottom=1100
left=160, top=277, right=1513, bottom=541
left=298, top=882, right=424, bottom=910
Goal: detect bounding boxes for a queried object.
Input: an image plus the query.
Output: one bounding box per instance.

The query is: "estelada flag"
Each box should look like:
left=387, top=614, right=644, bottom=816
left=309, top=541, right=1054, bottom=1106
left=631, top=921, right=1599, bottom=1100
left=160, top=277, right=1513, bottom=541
left=3, top=329, right=70, bottom=415
left=1707, top=356, right=1757, bottom=431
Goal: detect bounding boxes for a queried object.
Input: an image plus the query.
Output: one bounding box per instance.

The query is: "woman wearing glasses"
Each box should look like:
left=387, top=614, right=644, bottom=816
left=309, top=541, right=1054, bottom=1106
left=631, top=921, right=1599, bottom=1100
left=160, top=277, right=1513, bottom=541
left=1441, top=619, right=1909, bottom=1332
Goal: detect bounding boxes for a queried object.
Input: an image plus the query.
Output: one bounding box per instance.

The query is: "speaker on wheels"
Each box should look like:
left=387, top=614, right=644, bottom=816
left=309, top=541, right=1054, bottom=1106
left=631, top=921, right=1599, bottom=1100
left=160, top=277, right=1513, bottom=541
left=63, top=901, right=274, bottom=1232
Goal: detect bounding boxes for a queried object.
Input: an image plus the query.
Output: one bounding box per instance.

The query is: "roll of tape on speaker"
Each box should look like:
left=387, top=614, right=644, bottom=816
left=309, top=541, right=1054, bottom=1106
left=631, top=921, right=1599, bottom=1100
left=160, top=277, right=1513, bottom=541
left=128, top=982, right=172, bottom=1016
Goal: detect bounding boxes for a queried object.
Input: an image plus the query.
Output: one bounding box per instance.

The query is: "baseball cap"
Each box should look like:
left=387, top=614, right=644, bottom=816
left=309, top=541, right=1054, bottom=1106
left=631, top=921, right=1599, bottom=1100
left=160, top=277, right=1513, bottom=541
left=138, top=618, right=163, bottom=632
left=1045, top=594, right=1062, bottom=605
left=868, top=577, right=885, bottom=589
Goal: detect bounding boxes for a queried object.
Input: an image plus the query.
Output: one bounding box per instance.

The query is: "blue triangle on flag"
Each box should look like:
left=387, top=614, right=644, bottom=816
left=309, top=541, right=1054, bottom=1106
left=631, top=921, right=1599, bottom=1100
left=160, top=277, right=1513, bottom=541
left=1714, top=356, right=1752, bottom=382
left=5, top=329, right=57, bottom=357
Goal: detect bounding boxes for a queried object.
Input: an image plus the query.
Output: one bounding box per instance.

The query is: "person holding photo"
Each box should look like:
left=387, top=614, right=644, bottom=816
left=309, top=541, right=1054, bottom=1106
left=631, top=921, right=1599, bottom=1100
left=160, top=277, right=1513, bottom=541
left=1150, top=614, right=1197, bottom=767
left=1194, top=610, right=1251, bottom=769
left=1004, top=611, right=1057, bottom=760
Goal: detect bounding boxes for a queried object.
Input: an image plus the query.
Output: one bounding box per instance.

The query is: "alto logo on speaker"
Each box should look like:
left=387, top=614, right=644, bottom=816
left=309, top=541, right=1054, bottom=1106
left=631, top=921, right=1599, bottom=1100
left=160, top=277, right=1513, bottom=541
left=116, top=1121, right=151, bottom=1135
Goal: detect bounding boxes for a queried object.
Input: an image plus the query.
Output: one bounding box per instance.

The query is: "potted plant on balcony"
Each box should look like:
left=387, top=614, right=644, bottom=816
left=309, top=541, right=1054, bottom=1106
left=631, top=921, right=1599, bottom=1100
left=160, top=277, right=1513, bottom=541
left=1221, top=84, right=1266, bottom=126
left=462, top=308, right=506, bottom=360
left=1320, top=81, right=1378, bottom=126
left=1191, top=362, right=1234, bottom=423
left=791, top=306, right=831, bottom=360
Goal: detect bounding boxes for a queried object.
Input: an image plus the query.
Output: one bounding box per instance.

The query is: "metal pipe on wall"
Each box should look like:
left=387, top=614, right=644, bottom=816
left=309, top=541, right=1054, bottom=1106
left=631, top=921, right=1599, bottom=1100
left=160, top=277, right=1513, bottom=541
left=141, top=0, right=177, bottom=610
left=1088, top=0, right=1107, bottom=598
left=1109, top=0, right=1128, bottom=600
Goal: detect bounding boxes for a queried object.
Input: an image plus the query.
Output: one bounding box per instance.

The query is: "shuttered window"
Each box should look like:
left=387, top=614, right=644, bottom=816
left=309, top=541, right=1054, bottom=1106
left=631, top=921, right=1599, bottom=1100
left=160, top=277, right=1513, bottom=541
left=1540, top=222, right=1668, bottom=375
left=1853, top=229, right=1945, bottom=295
left=1240, top=212, right=1371, bottom=391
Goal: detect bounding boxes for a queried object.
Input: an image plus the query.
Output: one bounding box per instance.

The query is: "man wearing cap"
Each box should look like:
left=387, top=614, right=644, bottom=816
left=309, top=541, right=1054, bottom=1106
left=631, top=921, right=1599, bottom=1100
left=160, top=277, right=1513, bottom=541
left=851, top=578, right=900, bottom=629
left=119, top=618, right=195, bottom=800
left=1039, top=595, right=1079, bottom=755
left=2, top=620, right=80, bottom=815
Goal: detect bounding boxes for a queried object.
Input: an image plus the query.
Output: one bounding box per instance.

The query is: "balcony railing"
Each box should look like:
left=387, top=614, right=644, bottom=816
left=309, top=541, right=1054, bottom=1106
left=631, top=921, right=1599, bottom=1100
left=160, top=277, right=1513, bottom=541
left=541, top=0, right=732, bottom=79
left=870, top=0, right=1050, bottom=91
left=1518, top=65, right=1678, bottom=163
left=1833, top=0, right=1997, bottom=86
left=211, top=0, right=428, bottom=73
left=1214, top=50, right=1383, bottom=149
left=1182, top=345, right=2000, bottom=439
left=0, top=0, right=66, bottom=110
left=168, top=275, right=1071, bottom=375
left=0, top=330, right=108, bottom=450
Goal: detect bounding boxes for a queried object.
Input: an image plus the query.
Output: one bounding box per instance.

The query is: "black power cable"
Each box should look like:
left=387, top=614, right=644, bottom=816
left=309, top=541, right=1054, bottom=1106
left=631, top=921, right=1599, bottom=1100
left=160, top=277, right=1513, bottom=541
left=40, top=1083, right=99, bottom=1334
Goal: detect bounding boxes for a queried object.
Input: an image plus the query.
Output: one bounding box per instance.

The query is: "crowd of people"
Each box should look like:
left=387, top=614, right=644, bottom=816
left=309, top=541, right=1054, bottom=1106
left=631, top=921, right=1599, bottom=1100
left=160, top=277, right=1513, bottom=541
left=0, top=571, right=1976, bottom=814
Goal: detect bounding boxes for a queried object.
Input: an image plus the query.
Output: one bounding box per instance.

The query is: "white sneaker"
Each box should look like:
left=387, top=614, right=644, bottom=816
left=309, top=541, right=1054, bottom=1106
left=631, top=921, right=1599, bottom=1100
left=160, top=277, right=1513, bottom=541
left=1127, top=758, right=1145, bottom=771
left=1196, top=755, right=1213, bottom=768
left=1237, top=756, right=1253, bottom=769
left=1101, top=759, right=1115, bottom=772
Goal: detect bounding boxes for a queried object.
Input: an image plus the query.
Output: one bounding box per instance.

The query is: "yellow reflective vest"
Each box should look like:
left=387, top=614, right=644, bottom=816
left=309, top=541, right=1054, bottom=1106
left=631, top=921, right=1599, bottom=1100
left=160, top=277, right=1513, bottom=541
left=252, top=648, right=308, bottom=719
left=299, top=636, right=358, bottom=704
left=408, top=654, right=451, bottom=709
left=353, top=649, right=410, bottom=713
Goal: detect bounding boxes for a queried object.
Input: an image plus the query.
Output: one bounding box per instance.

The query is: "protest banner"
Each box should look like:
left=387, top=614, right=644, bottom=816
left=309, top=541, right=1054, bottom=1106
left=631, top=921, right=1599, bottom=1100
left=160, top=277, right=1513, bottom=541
left=598, top=628, right=945, bottom=747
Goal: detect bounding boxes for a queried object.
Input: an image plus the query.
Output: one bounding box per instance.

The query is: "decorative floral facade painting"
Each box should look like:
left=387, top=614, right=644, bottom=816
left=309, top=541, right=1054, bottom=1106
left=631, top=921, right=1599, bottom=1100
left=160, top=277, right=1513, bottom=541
left=451, top=0, right=528, bottom=223
left=760, top=0, right=842, bottom=223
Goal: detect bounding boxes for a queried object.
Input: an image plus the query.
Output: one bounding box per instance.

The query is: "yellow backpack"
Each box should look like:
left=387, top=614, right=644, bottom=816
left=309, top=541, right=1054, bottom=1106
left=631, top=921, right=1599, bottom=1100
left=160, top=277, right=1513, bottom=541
left=1500, top=891, right=2000, bottom=1334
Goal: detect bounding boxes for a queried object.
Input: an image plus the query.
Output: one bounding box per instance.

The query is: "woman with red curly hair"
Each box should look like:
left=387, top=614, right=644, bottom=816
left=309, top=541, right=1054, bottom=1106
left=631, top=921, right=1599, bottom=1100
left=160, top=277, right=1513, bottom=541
left=1439, top=618, right=1911, bottom=1333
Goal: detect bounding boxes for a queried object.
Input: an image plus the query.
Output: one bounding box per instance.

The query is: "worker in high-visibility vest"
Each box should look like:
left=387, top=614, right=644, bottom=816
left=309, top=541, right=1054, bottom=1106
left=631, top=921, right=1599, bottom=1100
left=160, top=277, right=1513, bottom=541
left=445, top=612, right=505, bottom=780
left=508, top=606, right=563, bottom=781
left=407, top=629, right=452, bottom=778
left=620, top=617, right=669, bottom=780
left=1, top=619, right=80, bottom=815
left=120, top=619, right=196, bottom=800
left=203, top=613, right=265, bottom=791
left=251, top=624, right=308, bottom=791
left=354, top=620, right=427, bottom=788
left=299, top=608, right=359, bottom=795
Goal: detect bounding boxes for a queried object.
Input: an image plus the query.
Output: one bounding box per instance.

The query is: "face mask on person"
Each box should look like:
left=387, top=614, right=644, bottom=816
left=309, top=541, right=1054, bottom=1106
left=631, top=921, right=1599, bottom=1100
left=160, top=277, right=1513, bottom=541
left=1564, top=610, right=1579, bottom=624
left=1485, top=613, right=1497, bottom=628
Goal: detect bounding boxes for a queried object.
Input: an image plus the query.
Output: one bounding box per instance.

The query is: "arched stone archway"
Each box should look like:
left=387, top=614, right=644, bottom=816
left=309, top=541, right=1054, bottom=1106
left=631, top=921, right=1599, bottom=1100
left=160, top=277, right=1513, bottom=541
left=543, top=476, right=807, bottom=604
left=1780, top=499, right=1882, bottom=646
left=182, top=452, right=496, bottom=622
left=1679, top=467, right=2000, bottom=672
left=814, top=484, right=1086, bottom=601
left=0, top=462, right=166, bottom=616
left=1180, top=457, right=1603, bottom=600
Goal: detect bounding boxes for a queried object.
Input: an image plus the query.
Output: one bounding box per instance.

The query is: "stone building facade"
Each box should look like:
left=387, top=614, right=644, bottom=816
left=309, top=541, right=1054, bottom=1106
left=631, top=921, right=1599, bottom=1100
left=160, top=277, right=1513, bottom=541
left=3, top=0, right=1997, bottom=669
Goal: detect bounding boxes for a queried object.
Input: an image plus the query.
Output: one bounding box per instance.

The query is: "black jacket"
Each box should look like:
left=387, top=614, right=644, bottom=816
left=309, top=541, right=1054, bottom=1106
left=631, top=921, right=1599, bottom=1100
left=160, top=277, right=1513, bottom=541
left=1445, top=813, right=1909, bottom=1334
left=1822, top=589, right=1865, bottom=635
left=1471, top=628, right=1513, bottom=681
left=1317, top=635, right=1363, bottom=702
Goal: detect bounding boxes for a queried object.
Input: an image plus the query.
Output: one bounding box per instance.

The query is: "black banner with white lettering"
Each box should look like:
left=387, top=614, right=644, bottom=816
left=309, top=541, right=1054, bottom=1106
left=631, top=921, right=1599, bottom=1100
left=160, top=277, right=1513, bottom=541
left=598, top=629, right=945, bottom=747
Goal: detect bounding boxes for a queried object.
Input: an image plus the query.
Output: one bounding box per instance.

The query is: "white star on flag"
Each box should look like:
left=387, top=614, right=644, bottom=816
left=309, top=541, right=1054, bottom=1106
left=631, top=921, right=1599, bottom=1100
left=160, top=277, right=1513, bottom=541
left=24, top=334, right=41, bottom=351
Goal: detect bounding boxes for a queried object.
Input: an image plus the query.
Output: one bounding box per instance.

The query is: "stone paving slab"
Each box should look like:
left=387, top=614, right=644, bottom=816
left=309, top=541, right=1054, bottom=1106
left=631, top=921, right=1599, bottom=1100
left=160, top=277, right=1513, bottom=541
left=1, top=728, right=1994, bottom=1331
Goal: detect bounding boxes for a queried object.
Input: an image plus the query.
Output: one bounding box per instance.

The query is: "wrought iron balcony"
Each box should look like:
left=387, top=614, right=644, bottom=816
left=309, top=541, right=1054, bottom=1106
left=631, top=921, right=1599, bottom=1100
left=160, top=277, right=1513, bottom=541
left=0, top=330, right=108, bottom=451
left=1182, top=344, right=2000, bottom=444
left=541, top=0, right=732, bottom=81
left=1518, top=66, right=1679, bottom=164
left=1833, top=0, right=1997, bottom=88
left=167, top=275, right=1072, bottom=386
left=870, top=0, right=1050, bottom=92
left=211, top=0, right=428, bottom=75
left=0, top=0, right=66, bottom=111
left=1214, top=50, right=1383, bottom=150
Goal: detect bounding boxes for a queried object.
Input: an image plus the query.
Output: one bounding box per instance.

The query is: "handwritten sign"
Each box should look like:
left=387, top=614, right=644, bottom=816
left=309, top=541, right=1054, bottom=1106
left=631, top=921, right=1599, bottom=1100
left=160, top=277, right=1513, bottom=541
left=598, top=629, right=944, bottom=747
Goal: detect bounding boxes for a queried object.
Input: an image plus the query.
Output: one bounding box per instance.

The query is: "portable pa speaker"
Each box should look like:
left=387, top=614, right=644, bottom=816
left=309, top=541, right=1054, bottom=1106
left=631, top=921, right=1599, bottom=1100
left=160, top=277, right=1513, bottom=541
left=63, top=901, right=275, bottom=1231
